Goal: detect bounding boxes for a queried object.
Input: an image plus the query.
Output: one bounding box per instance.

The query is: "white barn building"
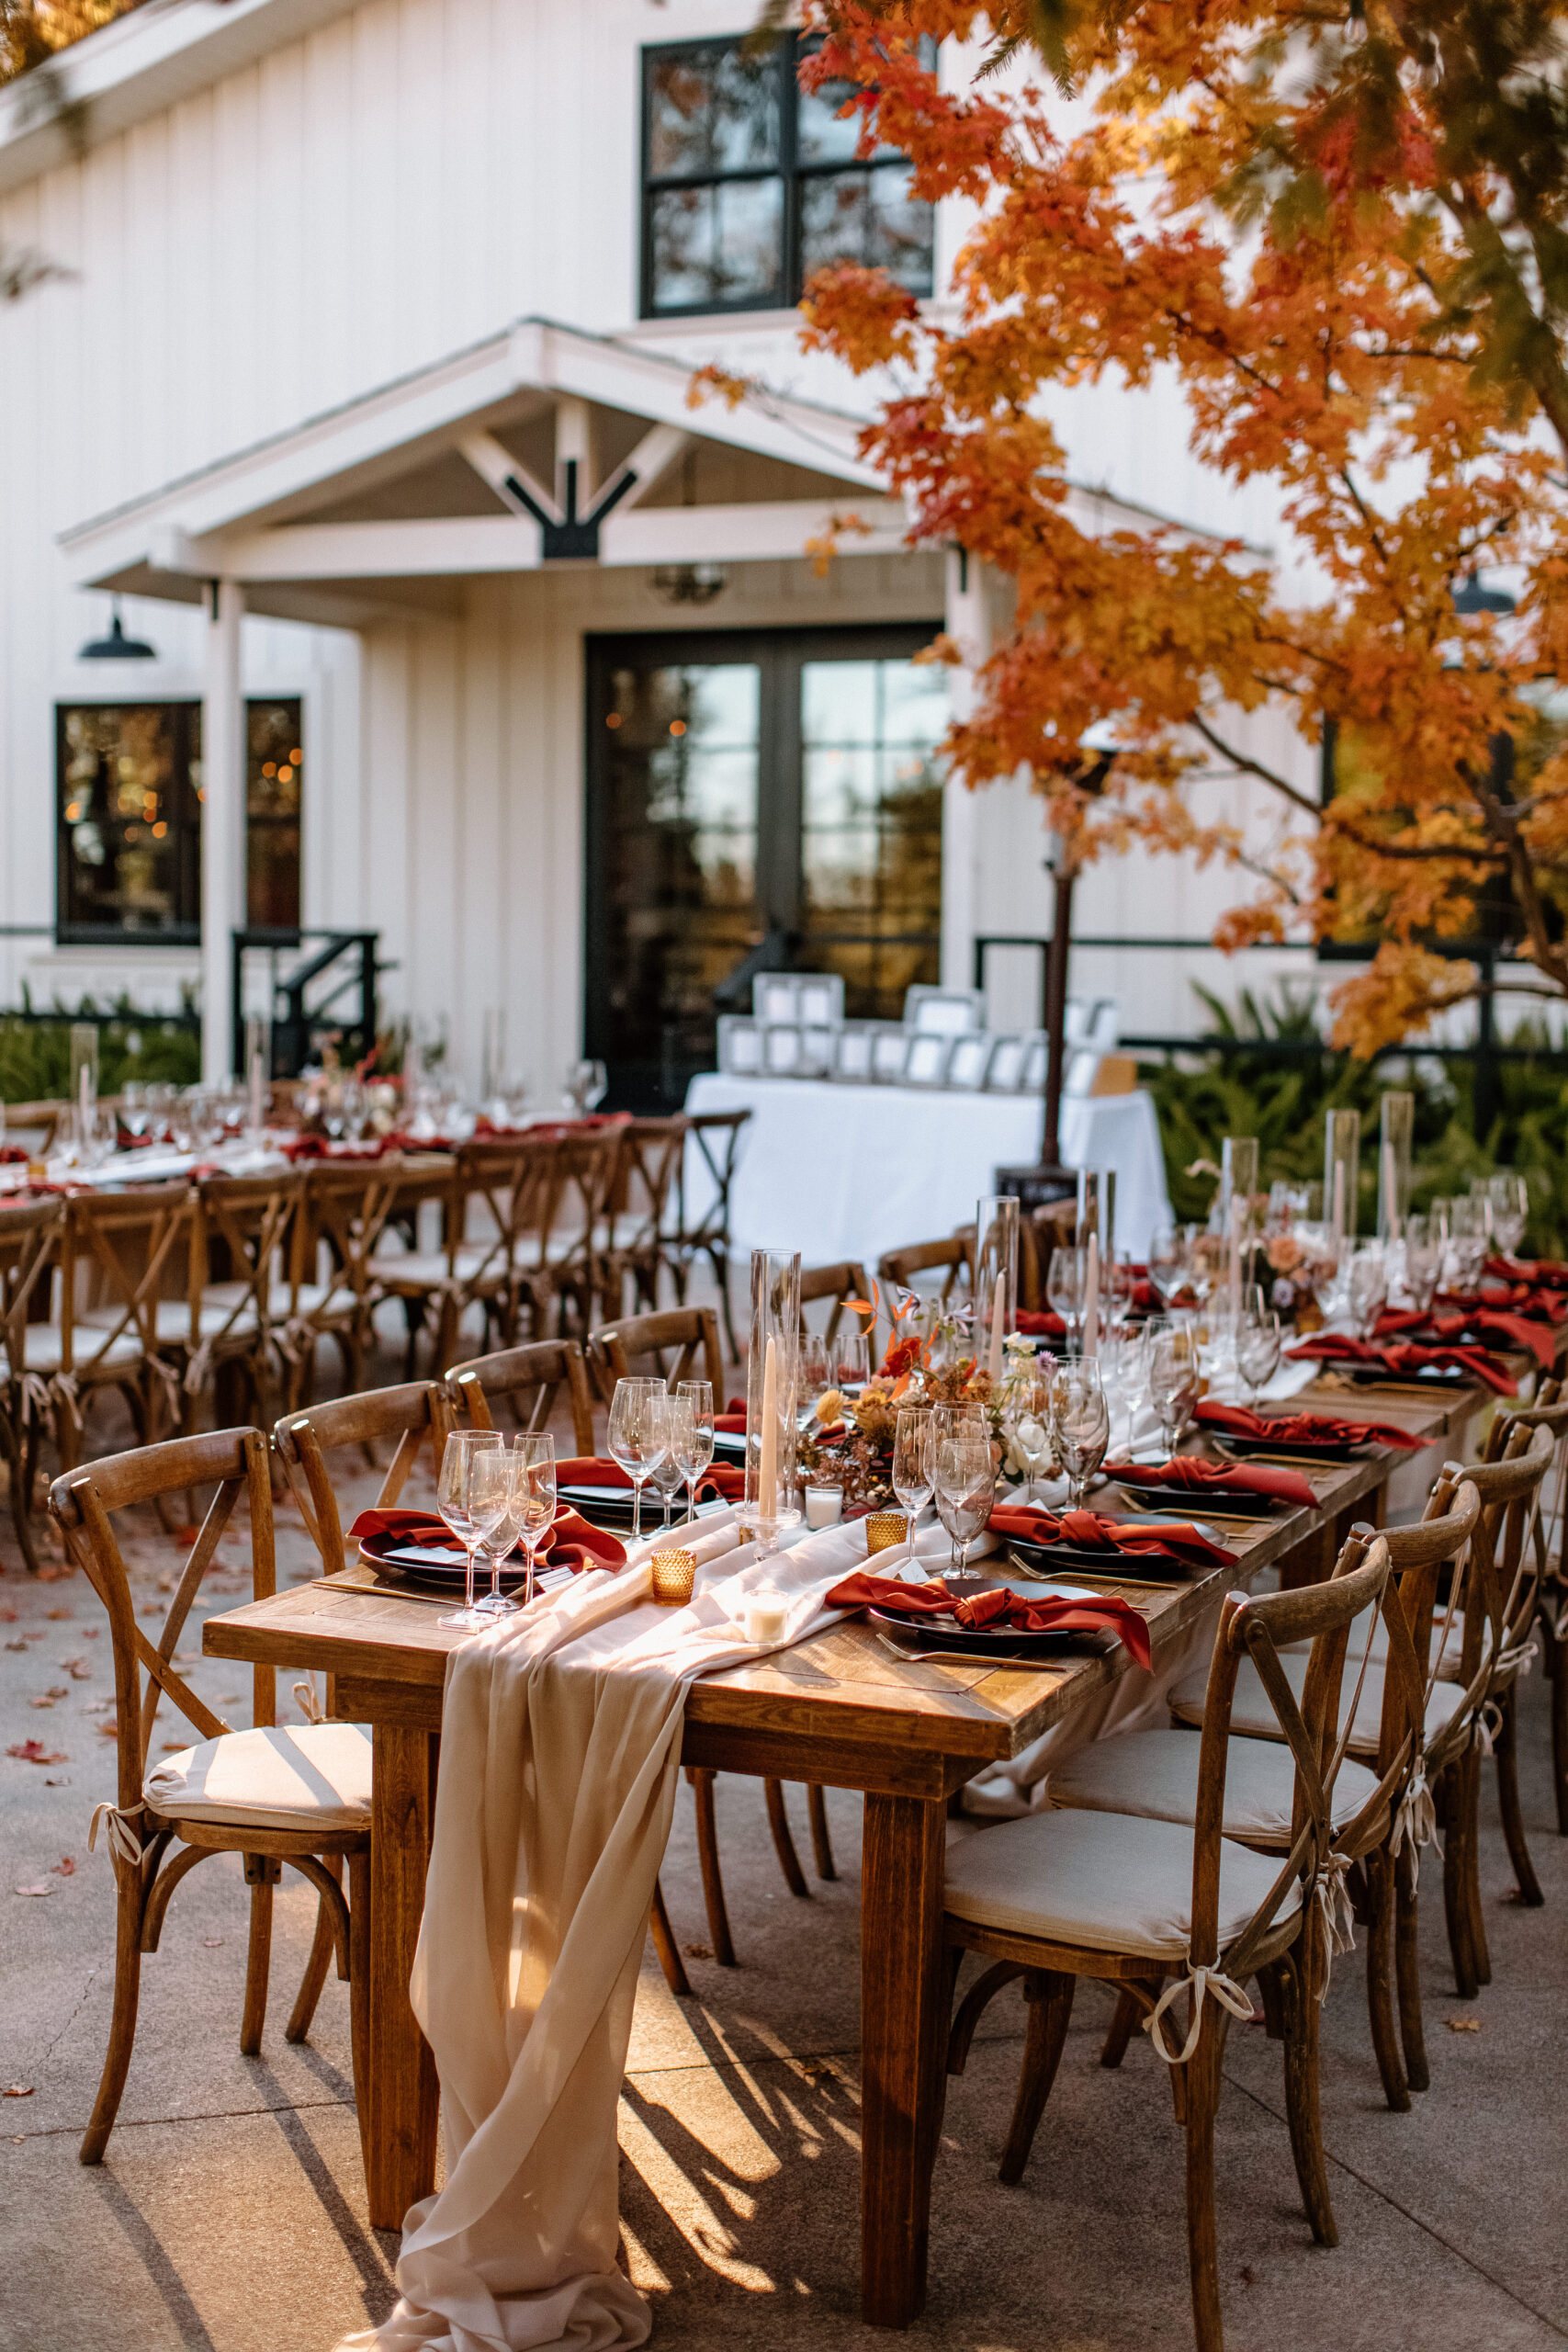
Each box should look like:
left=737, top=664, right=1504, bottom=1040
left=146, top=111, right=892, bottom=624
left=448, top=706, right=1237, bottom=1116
left=0, top=0, right=1318, bottom=1122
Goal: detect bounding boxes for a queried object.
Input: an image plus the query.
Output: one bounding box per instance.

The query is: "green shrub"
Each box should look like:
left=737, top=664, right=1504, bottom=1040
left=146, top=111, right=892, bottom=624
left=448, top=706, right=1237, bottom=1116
left=0, top=993, right=200, bottom=1104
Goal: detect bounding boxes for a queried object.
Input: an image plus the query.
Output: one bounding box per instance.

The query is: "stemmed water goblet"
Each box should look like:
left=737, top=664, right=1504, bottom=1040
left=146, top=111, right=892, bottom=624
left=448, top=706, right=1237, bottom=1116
left=892, top=1408, right=935, bottom=1558
left=832, top=1329, right=870, bottom=1393
left=1002, top=1371, right=1054, bottom=1496
left=799, top=1331, right=830, bottom=1413
left=607, top=1376, right=670, bottom=1544
left=564, top=1059, right=608, bottom=1115
left=1050, top=1359, right=1111, bottom=1509
left=1047, top=1245, right=1087, bottom=1353
left=469, top=1442, right=523, bottom=1618
left=672, top=1380, right=715, bottom=1523
left=649, top=1412, right=687, bottom=1531
left=1489, top=1172, right=1529, bottom=1260
left=435, top=1427, right=505, bottom=1630
left=1347, top=1243, right=1388, bottom=1339
left=933, top=1431, right=996, bottom=1582
left=1402, top=1213, right=1440, bottom=1311
left=1235, top=1296, right=1282, bottom=1408
left=1147, top=1318, right=1200, bottom=1455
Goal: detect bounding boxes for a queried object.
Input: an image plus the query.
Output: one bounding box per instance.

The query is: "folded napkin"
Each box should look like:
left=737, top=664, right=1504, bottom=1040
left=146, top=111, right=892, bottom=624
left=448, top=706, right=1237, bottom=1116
left=1374, top=1305, right=1557, bottom=1368
left=1015, top=1309, right=1066, bottom=1340
left=693, top=1464, right=746, bottom=1503
left=1106, top=1453, right=1317, bottom=1509
left=0, top=1145, right=27, bottom=1165
left=1489, top=1253, right=1568, bottom=1287
left=347, top=1504, right=626, bottom=1575
left=1194, top=1399, right=1427, bottom=1450
left=988, top=1501, right=1233, bottom=1569
left=1285, top=1332, right=1518, bottom=1396
left=822, top=1570, right=1151, bottom=1668
left=714, top=1412, right=748, bottom=1434
left=1445, top=1281, right=1568, bottom=1323
left=554, top=1457, right=633, bottom=1488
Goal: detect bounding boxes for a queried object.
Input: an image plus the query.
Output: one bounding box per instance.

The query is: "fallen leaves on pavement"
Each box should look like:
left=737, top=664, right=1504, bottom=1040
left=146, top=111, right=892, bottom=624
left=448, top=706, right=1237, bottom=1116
left=6, top=1741, right=67, bottom=1766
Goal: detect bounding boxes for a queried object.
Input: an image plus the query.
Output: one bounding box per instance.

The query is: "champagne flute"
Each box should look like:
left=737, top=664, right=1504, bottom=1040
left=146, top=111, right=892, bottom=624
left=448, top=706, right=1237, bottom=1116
left=933, top=1431, right=996, bottom=1580
left=513, top=1432, right=557, bottom=1607
left=893, top=1407, right=935, bottom=1555
left=608, top=1376, right=669, bottom=1544
left=1050, top=1359, right=1111, bottom=1509
left=435, top=1428, right=504, bottom=1630
left=673, top=1378, right=715, bottom=1523
left=1047, top=1245, right=1087, bottom=1353
left=470, top=1443, right=522, bottom=1618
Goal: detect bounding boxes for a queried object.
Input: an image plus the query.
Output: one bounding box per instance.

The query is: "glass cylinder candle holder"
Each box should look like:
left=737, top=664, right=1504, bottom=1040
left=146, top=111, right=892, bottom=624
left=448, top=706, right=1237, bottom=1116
left=744, top=1248, right=802, bottom=1539
left=1378, top=1091, right=1414, bottom=1242
left=975, top=1193, right=1021, bottom=1383
left=864, top=1510, right=908, bottom=1555
left=1221, top=1137, right=1260, bottom=1238
left=69, top=1021, right=99, bottom=1152
left=650, top=1548, right=696, bottom=1608
left=1324, top=1109, right=1361, bottom=1250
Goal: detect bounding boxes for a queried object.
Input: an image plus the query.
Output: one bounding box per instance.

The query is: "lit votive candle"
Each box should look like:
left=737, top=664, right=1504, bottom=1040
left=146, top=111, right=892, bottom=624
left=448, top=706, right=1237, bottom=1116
left=804, top=1484, right=843, bottom=1530
left=743, top=1589, right=788, bottom=1645
left=864, top=1511, right=908, bottom=1555
left=650, top=1548, right=696, bottom=1608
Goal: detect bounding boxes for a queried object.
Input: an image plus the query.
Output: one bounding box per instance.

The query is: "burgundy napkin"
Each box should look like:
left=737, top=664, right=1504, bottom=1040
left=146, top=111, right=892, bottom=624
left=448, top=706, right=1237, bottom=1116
left=1106, top=1453, right=1316, bottom=1509
left=823, top=1570, right=1151, bottom=1668
left=988, top=1501, right=1233, bottom=1569
left=1447, top=1280, right=1568, bottom=1322
left=1374, top=1305, right=1557, bottom=1368
left=1195, top=1399, right=1427, bottom=1451
left=1015, top=1309, right=1066, bottom=1340
left=347, top=1504, right=626, bottom=1574
left=1285, top=1332, right=1518, bottom=1396
left=1489, top=1253, right=1568, bottom=1287
left=0, top=1146, right=27, bottom=1166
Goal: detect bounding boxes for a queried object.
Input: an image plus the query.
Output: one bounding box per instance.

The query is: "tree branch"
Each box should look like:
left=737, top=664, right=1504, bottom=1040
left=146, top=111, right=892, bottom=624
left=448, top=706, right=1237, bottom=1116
left=1189, top=717, right=1322, bottom=816
left=1322, top=821, right=1507, bottom=867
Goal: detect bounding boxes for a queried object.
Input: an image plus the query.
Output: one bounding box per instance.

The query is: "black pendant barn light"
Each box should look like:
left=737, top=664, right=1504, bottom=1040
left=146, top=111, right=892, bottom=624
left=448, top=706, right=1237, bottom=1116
left=79, top=598, right=157, bottom=660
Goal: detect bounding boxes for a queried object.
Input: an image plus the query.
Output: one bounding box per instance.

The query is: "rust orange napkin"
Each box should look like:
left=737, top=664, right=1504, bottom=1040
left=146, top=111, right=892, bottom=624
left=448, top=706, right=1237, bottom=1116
left=1107, top=1454, right=1316, bottom=1508
left=1194, top=1400, right=1427, bottom=1450
left=348, top=1504, right=626, bottom=1575
left=822, top=1570, right=1152, bottom=1668
left=988, top=1501, right=1233, bottom=1569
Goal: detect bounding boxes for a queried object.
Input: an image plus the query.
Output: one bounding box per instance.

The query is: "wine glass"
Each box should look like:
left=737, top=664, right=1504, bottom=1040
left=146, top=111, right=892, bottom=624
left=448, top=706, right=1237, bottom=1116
left=1450, top=1198, right=1487, bottom=1290
left=1347, top=1244, right=1388, bottom=1340
left=893, top=1408, right=935, bottom=1544
left=933, top=1432, right=996, bottom=1580
left=799, top=1331, right=831, bottom=1412
left=1112, top=1321, right=1153, bottom=1456
left=119, top=1080, right=151, bottom=1145
left=673, top=1379, right=715, bottom=1523
left=1235, top=1301, right=1282, bottom=1408
left=513, top=1432, right=558, bottom=1607
left=1047, top=1245, right=1087, bottom=1352
left=1050, top=1359, right=1111, bottom=1509
left=1402, top=1212, right=1440, bottom=1311
left=564, top=1058, right=608, bottom=1115
left=470, top=1443, right=523, bottom=1618
left=832, top=1329, right=870, bottom=1392
left=1489, top=1172, right=1529, bottom=1259
left=1147, top=1319, right=1200, bottom=1454
left=607, top=1376, right=669, bottom=1544
left=1147, top=1227, right=1182, bottom=1306
left=649, top=1406, right=687, bottom=1532
left=435, top=1428, right=505, bottom=1630
left=1002, top=1371, right=1054, bottom=1495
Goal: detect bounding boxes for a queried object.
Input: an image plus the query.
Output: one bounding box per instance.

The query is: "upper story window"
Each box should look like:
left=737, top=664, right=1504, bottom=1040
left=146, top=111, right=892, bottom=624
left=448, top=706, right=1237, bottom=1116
left=641, top=33, right=934, bottom=319
left=57, top=698, right=302, bottom=944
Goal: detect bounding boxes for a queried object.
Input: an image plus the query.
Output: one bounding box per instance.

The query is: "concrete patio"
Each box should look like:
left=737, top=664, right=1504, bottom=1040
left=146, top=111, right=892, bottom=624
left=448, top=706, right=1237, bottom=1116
left=2, top=1379, right=1564, bottom=2352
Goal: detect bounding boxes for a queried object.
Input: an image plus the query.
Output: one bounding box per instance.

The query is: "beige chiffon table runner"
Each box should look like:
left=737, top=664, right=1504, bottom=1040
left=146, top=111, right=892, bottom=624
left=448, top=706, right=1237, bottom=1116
left=340, top=1505, right=979, bottom=2352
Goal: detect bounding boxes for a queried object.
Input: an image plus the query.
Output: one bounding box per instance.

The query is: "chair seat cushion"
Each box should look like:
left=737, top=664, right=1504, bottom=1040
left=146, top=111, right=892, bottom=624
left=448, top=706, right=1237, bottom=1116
left=1169, top=1652, right=1467, bottom=1757
left=942, top=1807, right=1300, bottom=1962
left=200, top=1280, right=355, bottom=1323
left=1, top=1326, right=143, bottom=1377
left=143, top=1722, right=373, bottom=1834
left=1044, top=1727, right=1383, bottom=1848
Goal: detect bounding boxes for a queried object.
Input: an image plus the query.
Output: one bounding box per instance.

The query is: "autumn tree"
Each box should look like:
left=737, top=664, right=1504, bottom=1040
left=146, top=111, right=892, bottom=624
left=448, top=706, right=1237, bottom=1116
left=710, top=1, right=1568, bottom=1054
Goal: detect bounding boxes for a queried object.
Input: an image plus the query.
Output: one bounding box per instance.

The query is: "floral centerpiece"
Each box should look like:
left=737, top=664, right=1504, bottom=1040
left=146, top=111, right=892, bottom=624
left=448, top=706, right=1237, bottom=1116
left=796, top=1296, right=1050, bottom=1511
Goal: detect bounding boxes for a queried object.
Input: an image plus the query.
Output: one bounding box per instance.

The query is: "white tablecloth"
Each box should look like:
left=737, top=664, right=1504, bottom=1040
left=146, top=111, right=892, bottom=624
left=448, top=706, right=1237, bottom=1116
left=682, top=1073, right=1173, bottom=1265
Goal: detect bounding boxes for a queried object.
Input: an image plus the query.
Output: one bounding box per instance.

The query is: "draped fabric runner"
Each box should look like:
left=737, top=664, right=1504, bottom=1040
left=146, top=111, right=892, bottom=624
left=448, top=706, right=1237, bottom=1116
left=822, top=1570, right=1153, bottom=1668
left=1284, top=1332, right=1518, bottom=1396
left=987, top=1501, right=1233, bottom=1570
left=1105, top=1455, right=1317, bottom=1509
left=347, top=1505, right=626, bottom=1577
left=1193, top=1401, right=1427, bottom=1452
left=336, top=1508, right=954, bottom=2352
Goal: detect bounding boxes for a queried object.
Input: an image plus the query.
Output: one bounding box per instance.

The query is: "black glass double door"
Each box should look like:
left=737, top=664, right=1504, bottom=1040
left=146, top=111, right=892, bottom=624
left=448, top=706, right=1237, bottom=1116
left=585, top=625, right=945, bottom=1108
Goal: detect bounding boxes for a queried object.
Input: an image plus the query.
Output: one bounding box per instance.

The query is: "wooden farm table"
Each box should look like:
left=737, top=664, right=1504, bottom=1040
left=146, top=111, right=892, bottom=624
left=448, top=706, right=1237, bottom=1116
left=201, top=1382, right=1481, bottom=2328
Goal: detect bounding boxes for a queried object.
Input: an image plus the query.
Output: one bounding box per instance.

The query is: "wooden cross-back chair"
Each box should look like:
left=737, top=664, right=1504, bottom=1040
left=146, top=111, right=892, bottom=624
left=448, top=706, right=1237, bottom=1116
left=445, top=1337, right=597, bottom=1456
left=47, top=1429, right=371, bottom=2172
left=670, top=1106, right=750, bottom=1358
left=281, top=1157, right=404, bottom=1405
left=600, top=1116, right=687, bottom=1317
left=174, top=1170, right=303, bottom=1428
left=272, top=1379, right=457, bottom=1578
left=57, top=1185, right=193, bottom=1469
left=799, top=1260, right=874, bottom=1351
left=1485, top=1376, right=1568, bottom=1843
left=537, top=1128, right=624, bottom=1333
left=875, top=1230, right=973, bottom=1307
left=370, top=1136, right=553, bottom=1376
left=586, top=1306, right=724, bottom=1405
left=943, top=1534, right=1393, bottom=2352
left=0, top=1195, right=63, bottom=1572
left=2, top=1098, right=65, bottom=1155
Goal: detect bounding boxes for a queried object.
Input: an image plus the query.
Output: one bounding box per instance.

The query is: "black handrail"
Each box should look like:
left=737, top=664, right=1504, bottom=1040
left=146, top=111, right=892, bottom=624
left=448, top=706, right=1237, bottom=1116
left=231, top=930, right=382, bottom=1078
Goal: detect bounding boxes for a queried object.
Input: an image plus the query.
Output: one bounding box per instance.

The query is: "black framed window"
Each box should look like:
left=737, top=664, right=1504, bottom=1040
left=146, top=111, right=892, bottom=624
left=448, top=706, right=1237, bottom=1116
left=585, top=626, right=946, bottom=1106
left=56, top=698, right=303, bottom=944
left=641, top=33, right=934, bottom=318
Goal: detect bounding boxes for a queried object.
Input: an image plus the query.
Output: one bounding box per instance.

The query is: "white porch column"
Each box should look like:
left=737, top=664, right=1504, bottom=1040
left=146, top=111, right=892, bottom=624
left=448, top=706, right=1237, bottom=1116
left=941, top=547, right=987, bottom=991
left=201, top=578, right=245, bottom=1082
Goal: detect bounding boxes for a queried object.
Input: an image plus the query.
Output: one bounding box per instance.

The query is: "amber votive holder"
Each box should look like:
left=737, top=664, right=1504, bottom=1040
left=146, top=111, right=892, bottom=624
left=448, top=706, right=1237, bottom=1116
left=650, top=1547, right=697, bottom=1608
left=864, top=1511, right=908, bottom=1556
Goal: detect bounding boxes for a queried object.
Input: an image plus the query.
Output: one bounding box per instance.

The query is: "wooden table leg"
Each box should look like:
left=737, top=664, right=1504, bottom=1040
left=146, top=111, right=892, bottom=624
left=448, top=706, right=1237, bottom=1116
left=860, top=1792, right=948, bottom=2328
left=367, top=1723, right=440, bottom=2232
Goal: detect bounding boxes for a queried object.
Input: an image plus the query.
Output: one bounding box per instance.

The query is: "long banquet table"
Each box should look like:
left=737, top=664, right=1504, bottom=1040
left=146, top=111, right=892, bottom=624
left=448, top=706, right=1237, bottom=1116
left=203, top=1370, right=1492, bottom=2329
